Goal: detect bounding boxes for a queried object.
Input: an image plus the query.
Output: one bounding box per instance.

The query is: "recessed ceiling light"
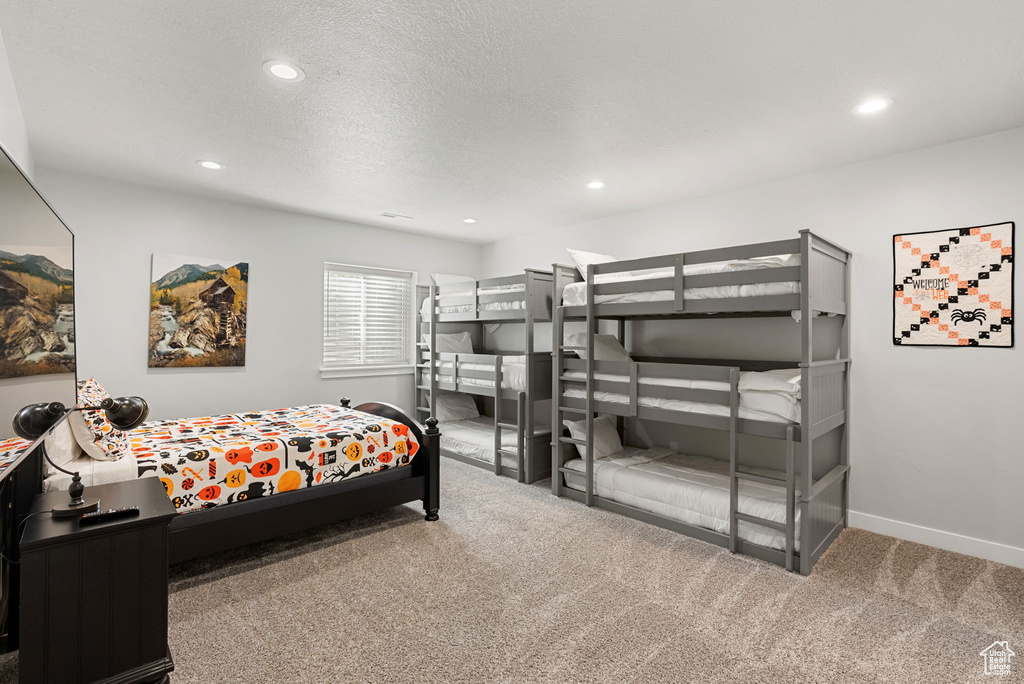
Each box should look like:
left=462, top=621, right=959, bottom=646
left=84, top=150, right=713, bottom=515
left=197, top=160, right=223, bottom=170
left=587, top=181, right=605, bottom=189
left=464, top=218, right=477, bottom=224
left=263, top=60, right=305, bottom=82
left=854, top=97, right=893, bottom=115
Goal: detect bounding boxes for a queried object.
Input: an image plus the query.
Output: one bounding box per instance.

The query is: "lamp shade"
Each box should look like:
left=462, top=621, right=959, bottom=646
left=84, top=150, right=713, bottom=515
left=100, top=396, right=150, bottom=432
left=12, top=402, right=68, bottom=441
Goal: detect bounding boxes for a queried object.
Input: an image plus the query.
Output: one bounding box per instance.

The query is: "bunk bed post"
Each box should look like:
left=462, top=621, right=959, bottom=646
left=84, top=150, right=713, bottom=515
left=798, top=230, right=814, bottom=576
left=727, top=367, right=739, bottom=553
left=516, top=392, right=526, bottom=483
left=673, top=253, right=686, bottom=311
left=552, top=302, right=564, bottom=496
left=493, top=356, right=503, bottom=476
left=840, top=251, right=852, bottom=533
left=429, top=284, right=438, bottom=421
left=785, top=426, right=796, bottom=572
left=524, top=274, right=536, bottom=483
left=585, top=264, right=597, bottom=507
left=616, top=318, right=627, bottom=439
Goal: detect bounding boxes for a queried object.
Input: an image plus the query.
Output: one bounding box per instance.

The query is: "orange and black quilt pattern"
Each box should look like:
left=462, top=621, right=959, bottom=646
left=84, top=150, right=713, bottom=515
left=894, top=222, right=1013, bottom=347
left=130, top=404, right=419, bottom=513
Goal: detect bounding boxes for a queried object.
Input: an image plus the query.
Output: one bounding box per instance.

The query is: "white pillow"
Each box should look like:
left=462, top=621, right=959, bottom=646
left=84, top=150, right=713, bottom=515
left=435, top=393, right=480, bottom=422
left=739, top=369, right=802, bottom=397
left=562, top=415, right=622, bottom=460
left=740, top=391, right=800, bottom=423
left=43, top=419, right=83, bottom=478
left=565, top=333, right=631, bottom=362
left=431, top=273, right=475, bottom=289
left=423, top=332, right=474, bottom=353
left=567, top=249, right=617, bottom=282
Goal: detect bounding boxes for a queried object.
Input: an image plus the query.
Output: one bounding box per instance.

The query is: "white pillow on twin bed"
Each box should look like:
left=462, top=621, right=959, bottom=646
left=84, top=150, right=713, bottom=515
left=562, top=415, right=623, bottom=460
left=435, top=393, right=480, bottom=422
left=42, top=418, right=83, bottom=478
left=423, top=332, right=474, bottom=354
left=740, top=391, right=800, bottom=423
left=567, top=249, right=617, bottom=282
left=431, top=273, right=475, bottom=288
left=738, top=368, right=802, bottom=397
left=565, top=333, right=631, bottom=363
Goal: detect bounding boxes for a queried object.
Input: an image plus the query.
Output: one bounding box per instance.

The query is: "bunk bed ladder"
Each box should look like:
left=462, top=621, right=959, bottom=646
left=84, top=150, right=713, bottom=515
left=414, top=284, right=438, bottom=418
left=492, top=357, right=504, bottom=476
left=726, top=368, right=740, bottom=553
left=584, top=265, right=597, bottom=506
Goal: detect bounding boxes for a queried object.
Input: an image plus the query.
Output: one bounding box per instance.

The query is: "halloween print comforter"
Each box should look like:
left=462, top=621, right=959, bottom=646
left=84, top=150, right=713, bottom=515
left=129, top=404, right=419, bottom=513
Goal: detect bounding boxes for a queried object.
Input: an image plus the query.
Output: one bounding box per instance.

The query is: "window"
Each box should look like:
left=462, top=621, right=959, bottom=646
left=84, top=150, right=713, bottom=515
left=322, top=263, right=415, bottom=377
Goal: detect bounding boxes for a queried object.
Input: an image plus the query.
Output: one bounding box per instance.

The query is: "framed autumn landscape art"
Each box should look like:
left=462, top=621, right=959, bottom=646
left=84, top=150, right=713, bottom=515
left=0, top=244, right=75, bottom=378
left=149, top=254, right=249, bottom=368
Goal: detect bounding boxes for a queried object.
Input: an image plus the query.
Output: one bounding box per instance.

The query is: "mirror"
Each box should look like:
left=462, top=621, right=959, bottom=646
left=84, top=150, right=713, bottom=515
left=0, top=144, right=77, bottom=440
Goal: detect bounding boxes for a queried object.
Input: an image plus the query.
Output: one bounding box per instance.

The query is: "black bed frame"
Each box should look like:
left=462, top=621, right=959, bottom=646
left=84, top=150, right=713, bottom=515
left=0, top=399, right=440, bottom=651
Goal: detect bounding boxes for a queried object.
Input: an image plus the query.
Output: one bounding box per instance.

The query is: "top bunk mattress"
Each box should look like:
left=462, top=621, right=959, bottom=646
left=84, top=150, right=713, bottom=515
left=562, top=447, right=800, bottom=551
left=562, top=254, right=800, bottom=307
left=422, top=283, right=527, bottom=316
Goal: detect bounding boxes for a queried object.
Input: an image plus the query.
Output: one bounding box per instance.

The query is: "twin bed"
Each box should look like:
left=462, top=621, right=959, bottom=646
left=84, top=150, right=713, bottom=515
left=18, top=389, right=441, bottom=564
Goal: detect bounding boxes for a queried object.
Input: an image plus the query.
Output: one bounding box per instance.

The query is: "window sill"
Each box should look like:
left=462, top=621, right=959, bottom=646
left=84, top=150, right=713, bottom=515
left=320, top=365, right=415, bottom=379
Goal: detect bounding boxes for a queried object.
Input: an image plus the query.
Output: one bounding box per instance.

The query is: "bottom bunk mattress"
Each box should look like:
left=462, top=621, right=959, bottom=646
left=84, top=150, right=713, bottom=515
left=40, top=404, right=421, bottom=514
left=562, top=447, right=800, bottom=551
left=440, top=416, right=520, bottom=469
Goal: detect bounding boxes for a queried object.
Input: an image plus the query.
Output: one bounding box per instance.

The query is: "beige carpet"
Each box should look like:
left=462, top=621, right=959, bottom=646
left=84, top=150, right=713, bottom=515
left=1, top=458, right=1021, bottom=683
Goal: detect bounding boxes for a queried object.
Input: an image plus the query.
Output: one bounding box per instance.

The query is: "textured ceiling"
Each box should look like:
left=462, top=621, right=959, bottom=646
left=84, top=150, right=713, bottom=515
left=2, top=1, right=1023, bottom=243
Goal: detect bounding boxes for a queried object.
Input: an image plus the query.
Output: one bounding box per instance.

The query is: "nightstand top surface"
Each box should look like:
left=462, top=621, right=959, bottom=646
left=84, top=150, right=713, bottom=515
left=22, top=477, right=177, bottom=550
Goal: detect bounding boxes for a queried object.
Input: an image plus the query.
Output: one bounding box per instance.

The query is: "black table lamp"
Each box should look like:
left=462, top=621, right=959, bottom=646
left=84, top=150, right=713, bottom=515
left=12, top=396, right=149, bottom=518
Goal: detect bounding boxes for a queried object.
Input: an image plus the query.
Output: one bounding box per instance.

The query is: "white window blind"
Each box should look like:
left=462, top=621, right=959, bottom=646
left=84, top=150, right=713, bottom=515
left=323, top=263, right=414, bottom=370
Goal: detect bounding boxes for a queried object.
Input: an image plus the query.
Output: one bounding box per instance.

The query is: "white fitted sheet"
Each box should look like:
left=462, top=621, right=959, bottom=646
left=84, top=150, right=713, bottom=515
left=560, top=369, right=799, bottom=423
left=562, top=254, right=801, bottom=307
left=440, top=416, right=521, bottom=468
left=563, top=447, right=800, bottom=551
left=43, top=453, right=138, bottom=492
left=422, top=283, right=528, bottom=316
left=423, top=357, right=528, bottom=390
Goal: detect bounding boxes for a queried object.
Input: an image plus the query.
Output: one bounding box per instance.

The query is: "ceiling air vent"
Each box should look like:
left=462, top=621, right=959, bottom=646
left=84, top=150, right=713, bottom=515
left=379, top=212, right=413, bottom=220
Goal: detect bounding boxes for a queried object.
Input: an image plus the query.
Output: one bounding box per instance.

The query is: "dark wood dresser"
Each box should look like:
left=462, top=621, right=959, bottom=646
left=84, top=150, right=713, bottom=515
left=19, top=478, right=176, bottom=683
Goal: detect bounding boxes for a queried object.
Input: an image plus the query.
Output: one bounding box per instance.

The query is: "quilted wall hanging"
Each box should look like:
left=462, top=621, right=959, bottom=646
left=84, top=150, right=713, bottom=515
left=893, top=222, right=1014, bottom=347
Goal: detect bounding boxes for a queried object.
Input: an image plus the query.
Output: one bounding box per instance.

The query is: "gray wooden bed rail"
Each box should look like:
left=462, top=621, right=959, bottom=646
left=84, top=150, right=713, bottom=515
left=551, top=230, right=851, bottom=575
left=416, top=270, right=554, bottom=483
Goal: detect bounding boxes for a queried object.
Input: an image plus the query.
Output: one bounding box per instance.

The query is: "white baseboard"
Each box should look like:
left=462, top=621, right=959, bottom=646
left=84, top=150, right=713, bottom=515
left=848, top=510, right=1024, bottom=569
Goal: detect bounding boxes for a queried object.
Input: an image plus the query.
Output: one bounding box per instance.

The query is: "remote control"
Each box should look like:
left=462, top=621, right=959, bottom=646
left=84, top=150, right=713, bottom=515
left=80, top=506, right=140, bottom=525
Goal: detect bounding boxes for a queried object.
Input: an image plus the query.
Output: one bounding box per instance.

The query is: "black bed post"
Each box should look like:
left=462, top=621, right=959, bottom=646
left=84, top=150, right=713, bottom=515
left=423, top=417, right=441, bottom=521
left=339, top=397, right=351, bottom=408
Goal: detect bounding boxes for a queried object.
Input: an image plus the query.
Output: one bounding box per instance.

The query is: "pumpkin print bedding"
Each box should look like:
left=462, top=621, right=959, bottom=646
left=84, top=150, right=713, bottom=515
left=130, top=404, right=420, bottom=513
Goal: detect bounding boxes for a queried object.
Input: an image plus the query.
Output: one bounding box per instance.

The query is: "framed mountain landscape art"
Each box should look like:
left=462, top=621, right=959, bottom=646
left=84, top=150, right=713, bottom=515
left=0, top=245, right=75, bottom=378
left=893, top=222, right=1014, bottom=347
left=149, top=254, right=249, bottom=368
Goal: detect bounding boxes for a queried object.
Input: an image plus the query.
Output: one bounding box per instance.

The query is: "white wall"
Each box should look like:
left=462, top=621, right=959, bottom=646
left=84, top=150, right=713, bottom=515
left=0, top=27, right=32, bottom=175
left=34, top=168, right=482, bottom=421
left=482, top=127, right=1024, bottom=566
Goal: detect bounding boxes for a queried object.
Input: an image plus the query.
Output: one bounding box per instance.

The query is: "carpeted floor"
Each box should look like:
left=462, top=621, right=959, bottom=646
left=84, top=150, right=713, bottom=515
left=1, top=458, right=1021, bottom=683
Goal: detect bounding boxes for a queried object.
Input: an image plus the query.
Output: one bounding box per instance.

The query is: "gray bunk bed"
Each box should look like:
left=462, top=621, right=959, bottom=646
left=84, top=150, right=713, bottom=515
left=417, top=270, right=553, bottom=483
left=551, top=230, right=850, bottom=575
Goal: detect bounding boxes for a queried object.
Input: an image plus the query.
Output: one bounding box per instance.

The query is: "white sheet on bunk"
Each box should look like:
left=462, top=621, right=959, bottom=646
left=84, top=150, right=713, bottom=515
left=421, top=283, right=527, bottom=316
left=440, top=416, right=521, bottom=468
left=560, top=370, right=799, bottom=423
left=421, top=356, right=528, bottom=391
left=562, top=448, right=800, bottom=552
left=561, top=254, right=801, bottom=307
left=43, top=453, right=138, bottom=492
